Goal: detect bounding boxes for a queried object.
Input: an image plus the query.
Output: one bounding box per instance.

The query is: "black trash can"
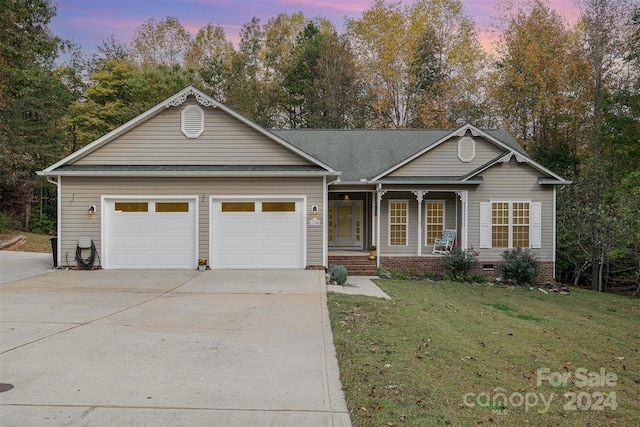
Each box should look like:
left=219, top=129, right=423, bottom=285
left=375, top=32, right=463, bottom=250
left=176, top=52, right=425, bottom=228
left=50, top=237, right=58, bottom=268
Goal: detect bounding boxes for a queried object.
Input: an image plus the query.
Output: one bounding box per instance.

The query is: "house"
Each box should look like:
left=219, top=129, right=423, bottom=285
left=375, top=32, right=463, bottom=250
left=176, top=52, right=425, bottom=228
left=39, top=86, right=570, bottom=282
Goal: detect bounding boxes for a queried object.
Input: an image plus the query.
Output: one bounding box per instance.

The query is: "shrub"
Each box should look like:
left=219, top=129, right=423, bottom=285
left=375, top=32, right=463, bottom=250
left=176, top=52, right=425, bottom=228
left=443, top=245, right=479, bottom=282
left=498, top=247, right=539, bottom=285
left=329, top=264, right=348, bottom=285
left=0, top=211, right=11, bottom=234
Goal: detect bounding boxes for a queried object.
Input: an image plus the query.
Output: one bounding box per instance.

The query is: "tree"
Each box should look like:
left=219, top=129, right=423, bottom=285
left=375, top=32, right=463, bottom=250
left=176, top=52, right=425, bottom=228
left=0, top=0, right=74, bottom=229
left=185, top=24, right=234, bottom=99
left=132, top=16, right=191, bottom=66
left=408, top=0, right=488, bottom=128
left=310, top=32, right=365, bottom=128
left=575, top=0, right=636, bottom=291
left=488, top=0, right=585, bottom=173
left=346, top=0, right=486, bottom=128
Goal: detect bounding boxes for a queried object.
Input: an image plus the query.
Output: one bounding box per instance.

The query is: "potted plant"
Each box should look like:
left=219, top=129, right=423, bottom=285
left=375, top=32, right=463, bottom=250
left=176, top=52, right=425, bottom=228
left=198, top=258, right=208, bottom=271
left=368, top=245, right=377, bottom=260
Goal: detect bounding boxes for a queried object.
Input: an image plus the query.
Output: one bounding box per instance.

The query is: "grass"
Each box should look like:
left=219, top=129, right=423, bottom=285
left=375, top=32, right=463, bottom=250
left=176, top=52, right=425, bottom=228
left=1, top=230, right=54, bottom=253
left=328, top=280, right=640, bottom=427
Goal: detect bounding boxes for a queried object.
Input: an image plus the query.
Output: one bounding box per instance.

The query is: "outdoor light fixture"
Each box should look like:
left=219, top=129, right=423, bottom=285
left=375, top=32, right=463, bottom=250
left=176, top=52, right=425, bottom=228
left=312, top=205, right=318, bottom=216
left=88, top=205, right=96, bottom=216
left=343, top=194, right=350, bottom=201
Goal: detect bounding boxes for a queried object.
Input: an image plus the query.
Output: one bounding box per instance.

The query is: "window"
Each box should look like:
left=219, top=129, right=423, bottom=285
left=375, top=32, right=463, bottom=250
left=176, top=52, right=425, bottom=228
left=115, top=202, right=148, bottom=212
left=425, top=201, right=445, bottom=245
left=156, top=202, right=189, bottom=212
left=480, top=201, right=541, bottom=249
left=389, top=201, right=408, bottom=246
left=181, top=105, right=204, bottom=138
left=222, top=202, right=255, bottom=212
left=262, top=202, right=295, bottom=212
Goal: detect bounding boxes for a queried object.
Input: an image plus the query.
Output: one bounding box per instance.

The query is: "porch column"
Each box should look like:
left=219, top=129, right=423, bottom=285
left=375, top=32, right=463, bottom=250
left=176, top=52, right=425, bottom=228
left=412, top=190, right=427, bottom=256
left=455, top=190, right=468, bottom=249
left=376, top=185, right=387, bottom=268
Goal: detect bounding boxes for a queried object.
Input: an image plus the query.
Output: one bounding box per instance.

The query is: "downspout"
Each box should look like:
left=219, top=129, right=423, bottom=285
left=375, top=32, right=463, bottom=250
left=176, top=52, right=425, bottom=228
left=47, top=176, right=61, bottom=269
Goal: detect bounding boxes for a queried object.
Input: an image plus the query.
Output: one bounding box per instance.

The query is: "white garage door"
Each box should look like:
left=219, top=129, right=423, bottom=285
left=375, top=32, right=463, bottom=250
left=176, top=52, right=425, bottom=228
left=105, top=199, right=196, bottom=269
left=212, top=199, right=304, bottom=269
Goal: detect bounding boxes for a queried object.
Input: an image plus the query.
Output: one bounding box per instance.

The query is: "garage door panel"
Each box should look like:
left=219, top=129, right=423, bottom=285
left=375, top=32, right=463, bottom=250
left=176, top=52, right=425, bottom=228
left=112, top=217, right=151, bottom=231
left=106, top=199, right=196, bottom=269
left=111, top=236, right=151, bottom=250
left=110, top=253, right=152, bottom=267
left=216, top=252, right=259, bottom=268
left=153, top=235, right=192, bottom=250
left=212, top=199, right=303, bottom=269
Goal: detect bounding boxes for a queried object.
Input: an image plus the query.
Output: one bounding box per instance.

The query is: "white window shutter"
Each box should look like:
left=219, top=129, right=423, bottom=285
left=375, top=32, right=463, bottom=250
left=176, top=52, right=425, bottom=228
left=479, top=202, right=491, bottom=248
left=530, top=202, right=542, bottom=248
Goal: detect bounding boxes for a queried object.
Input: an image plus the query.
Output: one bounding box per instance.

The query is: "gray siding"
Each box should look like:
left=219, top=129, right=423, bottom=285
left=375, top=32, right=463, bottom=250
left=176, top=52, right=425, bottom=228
left=379, top=160, right=555, bottom=262
left=467, top=159, right=554, bottom=262
left=59, top=176, right=324, bottom=268
left=75, top=98, right=312, bottom=166
left=390, top=136, right=504, bottom=176
left=378, top=192, right=460, bottom=255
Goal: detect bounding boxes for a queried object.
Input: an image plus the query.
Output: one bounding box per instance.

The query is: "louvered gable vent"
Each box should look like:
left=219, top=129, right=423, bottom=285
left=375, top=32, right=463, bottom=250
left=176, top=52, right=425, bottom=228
left=181, top=105, right=204, bottom=138
left=458, top=136, right=475, bottom=162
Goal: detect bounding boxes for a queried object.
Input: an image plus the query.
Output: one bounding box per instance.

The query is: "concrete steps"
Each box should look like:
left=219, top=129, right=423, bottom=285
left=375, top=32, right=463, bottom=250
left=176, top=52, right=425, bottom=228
left=328, top=255, right=378, bottom=276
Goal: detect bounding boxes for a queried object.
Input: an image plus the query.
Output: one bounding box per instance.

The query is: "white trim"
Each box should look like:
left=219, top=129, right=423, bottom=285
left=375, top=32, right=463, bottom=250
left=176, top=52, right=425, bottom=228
left=388, top=199, right=409, bottom=247
left=101, top=195, right=199, bottom=269
left=323, top=176, right=328, bottom=269
left=40, top=170, right=339, bottom=178
left=56, top=176, right=61, bottom=268
left=209, top=195, right=307, bottom=269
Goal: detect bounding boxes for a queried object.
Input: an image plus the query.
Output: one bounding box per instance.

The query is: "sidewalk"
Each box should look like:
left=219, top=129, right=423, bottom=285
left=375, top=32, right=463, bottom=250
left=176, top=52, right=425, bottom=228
left=327, top=276, right=391, bottom=299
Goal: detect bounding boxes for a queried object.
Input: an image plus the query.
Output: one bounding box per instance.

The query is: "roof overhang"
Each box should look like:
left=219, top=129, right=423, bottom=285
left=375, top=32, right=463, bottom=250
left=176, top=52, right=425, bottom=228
left=375, top=176, right=484, bottom=185
left=539, top=177, right=572, bottom=185
left=38, top=165, right=341, bottom=178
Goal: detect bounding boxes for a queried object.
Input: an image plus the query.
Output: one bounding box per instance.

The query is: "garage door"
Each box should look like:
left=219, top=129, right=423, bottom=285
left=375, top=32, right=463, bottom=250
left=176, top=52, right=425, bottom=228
left=211, top=199, right=304, bottom=269
left=105, top=199, right=196, bottom=269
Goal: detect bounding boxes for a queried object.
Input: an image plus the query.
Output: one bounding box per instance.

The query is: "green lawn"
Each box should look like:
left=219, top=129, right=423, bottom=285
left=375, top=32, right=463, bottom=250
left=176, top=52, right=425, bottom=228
left=1, top=230, right=54, bottom=253
left=328, top=280, right=640, bottom=427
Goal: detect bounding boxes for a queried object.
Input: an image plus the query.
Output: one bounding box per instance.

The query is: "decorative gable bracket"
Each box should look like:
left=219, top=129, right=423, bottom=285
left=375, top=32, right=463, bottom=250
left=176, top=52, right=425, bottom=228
left=167, top=88, right=218, bottom=108
left=498, top=152, right=528, bottom=163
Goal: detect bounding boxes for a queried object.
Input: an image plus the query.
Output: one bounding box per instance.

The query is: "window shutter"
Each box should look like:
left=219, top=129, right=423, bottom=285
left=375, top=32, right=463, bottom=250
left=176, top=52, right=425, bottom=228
left=530, top=202, right=542, bottom=248
left=479, top=202, right=491, bottom=248
left=181, top=105, right=204, bottom=138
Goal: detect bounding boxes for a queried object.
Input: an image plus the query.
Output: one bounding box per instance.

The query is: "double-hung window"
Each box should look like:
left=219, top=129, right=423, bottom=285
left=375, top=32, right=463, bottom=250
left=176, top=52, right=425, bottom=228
left=389, top=200, right=408, bottom=246
left=480, top=201, right=541, bottom=249
left=425, top=201, right=445, bottom=245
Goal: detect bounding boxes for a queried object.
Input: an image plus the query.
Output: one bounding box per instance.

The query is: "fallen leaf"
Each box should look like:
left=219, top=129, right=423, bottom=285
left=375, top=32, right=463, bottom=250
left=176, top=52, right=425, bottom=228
left=370, top=348, right=377, bottom=353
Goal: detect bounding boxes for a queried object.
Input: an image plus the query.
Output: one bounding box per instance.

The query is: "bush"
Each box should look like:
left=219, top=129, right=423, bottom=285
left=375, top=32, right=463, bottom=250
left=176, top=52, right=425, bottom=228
left=0, top=211, right=11, bottom=234
left=443, top=245, right=479, bottom=282
left=329, top=264, right=348, bottom=285
left=498, top=247, right=540, bottom=285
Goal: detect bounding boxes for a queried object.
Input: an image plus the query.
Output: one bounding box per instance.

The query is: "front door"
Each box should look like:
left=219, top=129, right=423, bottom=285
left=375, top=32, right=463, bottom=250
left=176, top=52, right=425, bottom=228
left=329, top=201, right=363, bottom=248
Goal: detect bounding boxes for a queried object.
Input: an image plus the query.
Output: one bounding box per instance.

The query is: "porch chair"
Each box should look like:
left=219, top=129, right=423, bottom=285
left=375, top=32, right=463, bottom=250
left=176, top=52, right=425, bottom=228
left=432, top=229, right=456, bottom=254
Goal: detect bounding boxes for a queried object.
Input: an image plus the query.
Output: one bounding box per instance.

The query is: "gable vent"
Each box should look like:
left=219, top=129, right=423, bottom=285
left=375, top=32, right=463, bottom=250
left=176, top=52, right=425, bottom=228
left=458, top=136, right=475, bottom=162
left=181, top=105, right=204, bottom=138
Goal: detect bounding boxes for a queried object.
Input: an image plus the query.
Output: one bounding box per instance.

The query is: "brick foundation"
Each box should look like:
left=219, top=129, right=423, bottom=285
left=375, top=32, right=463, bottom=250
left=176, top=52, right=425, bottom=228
left=380, top=257, right=555, bottom=284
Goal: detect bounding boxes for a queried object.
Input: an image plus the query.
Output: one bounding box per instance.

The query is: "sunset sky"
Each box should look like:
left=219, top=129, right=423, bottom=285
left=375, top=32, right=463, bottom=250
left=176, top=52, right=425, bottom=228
left=50, top=0, right=581, bottom=55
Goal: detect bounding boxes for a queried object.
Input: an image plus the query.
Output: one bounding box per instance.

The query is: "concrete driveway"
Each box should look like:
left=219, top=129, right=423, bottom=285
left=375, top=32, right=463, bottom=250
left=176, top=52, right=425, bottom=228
left=0, top=269, right=351, bottom=426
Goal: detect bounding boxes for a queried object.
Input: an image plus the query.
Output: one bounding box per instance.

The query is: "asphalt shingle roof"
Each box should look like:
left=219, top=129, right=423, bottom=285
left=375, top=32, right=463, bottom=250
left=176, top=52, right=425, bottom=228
left=272, top=129, right=529, bottom=182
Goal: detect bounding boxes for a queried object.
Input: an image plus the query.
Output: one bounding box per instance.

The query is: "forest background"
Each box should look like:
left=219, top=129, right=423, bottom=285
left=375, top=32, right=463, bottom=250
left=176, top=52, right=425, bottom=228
left=1, top=0, right=638, bottom=293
